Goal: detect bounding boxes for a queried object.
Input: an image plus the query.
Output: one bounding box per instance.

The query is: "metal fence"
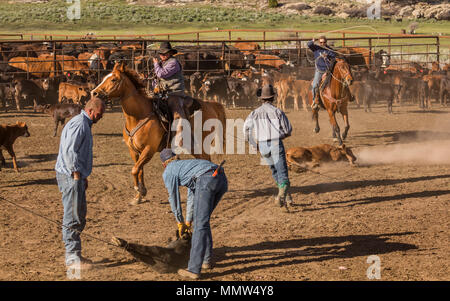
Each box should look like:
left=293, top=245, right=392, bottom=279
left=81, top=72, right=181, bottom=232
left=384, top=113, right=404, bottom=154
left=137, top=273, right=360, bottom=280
left=0, top=33, right=447, bottom=81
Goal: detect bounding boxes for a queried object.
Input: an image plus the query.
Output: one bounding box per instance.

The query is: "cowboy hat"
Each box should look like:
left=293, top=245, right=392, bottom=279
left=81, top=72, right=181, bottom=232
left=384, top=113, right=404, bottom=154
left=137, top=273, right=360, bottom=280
left=158, top=42, right=177, bottom=55
left=257, top=84, right=277, bottom=100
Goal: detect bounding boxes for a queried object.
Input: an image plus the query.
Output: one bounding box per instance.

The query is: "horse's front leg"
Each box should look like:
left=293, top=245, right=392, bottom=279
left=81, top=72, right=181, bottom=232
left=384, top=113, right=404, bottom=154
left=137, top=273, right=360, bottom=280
left=130, top=146, right=154, bottom=205
left=341, top=106, right=350, bottom=141
left=312, top=108, right=320, bottom=133
left=328, top=110, right=342, bottom=145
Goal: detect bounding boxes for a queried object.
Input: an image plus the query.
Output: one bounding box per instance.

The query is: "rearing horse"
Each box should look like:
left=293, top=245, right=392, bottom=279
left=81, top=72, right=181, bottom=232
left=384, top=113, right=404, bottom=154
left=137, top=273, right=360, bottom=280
left=308, top=58, right=353, bottom=145
left=91, top=62, right=226, bottom=204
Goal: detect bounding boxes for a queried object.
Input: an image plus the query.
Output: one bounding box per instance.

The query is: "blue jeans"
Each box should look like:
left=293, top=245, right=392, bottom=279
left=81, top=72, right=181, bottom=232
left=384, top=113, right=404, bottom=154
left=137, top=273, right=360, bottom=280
left=312, top=69, right=325, bottom=100
left=56, top=172, right=87, bottom=265
left=188, top=170, right=228, bottom=274
left=258, top=140, right=289, bottom=187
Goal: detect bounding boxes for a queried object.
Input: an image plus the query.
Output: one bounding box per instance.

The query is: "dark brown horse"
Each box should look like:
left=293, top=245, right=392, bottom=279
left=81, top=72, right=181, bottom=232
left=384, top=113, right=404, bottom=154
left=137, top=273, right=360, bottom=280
left=91, top=62, right=226, bottom=204
left=308, top=58, right=353, bottom=145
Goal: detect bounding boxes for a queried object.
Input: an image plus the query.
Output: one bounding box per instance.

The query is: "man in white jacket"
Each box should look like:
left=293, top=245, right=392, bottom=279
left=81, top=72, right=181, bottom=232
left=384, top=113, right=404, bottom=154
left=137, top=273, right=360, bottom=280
left=243, top=84, right=293, bottom=207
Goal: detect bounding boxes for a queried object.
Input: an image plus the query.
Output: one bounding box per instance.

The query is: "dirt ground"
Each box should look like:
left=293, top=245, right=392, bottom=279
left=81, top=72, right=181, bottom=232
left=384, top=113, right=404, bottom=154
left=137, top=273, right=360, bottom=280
left=0, top=101, right=449, bottom=281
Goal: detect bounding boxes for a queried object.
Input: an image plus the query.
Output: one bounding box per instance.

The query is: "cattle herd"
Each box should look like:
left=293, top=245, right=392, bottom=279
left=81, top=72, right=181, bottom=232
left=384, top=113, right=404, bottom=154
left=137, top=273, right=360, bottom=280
left=0, top=38, right=449, bottom=117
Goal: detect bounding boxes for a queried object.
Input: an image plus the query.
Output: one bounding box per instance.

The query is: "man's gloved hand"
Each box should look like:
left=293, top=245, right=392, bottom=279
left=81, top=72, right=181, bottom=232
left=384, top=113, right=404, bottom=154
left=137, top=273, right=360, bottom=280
left=185, top=221, right=192, bottom=234
left=177, top=222, right=189, bottom=238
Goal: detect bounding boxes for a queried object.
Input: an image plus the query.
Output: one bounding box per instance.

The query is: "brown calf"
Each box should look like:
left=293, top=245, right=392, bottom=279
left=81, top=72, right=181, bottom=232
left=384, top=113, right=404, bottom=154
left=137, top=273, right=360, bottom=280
left=286, top=144, right=357, bottom=170
left=0, top=121, right=30, bottom=172
left=36, top=103, right=82, bottom=137
left=290, top=79, right=311, bottom=111
left=58, top=82, right=89, bottom=105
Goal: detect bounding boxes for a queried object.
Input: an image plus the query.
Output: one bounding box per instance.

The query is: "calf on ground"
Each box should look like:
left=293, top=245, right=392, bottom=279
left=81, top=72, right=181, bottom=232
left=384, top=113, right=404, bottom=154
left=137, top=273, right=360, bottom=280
left=0, top=121, right=30, bottom=172
left=286, top=144, right=357, bottom=170
left=36, top=103, right=82, bottom=137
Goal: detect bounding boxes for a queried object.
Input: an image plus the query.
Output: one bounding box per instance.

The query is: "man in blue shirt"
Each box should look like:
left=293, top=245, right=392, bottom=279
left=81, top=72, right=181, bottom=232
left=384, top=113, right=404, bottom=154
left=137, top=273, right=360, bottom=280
left=161, top=149, right=228, bottom=279
left=243, top=84, right=293, bottom=208
left=307, top=36, right=336, bottom=109
left=55, top=97, right=105, bottom=270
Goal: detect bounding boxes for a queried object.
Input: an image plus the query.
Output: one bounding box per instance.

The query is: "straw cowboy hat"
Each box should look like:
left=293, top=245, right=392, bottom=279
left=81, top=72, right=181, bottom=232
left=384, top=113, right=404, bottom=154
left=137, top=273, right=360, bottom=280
left=158, top=42, right=178, bottom=55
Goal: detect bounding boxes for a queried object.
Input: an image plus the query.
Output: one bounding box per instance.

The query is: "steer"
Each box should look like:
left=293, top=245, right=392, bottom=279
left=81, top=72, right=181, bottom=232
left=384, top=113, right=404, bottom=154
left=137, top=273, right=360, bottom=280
left=12, top=79, right=45, bottom=111
left=36, top=103, right=82, bottom=137
left=201, top=74, right=229, bottom=105
left=58, top=82, right=90, bottom=105
left=0, top=121, right=30, bottom=172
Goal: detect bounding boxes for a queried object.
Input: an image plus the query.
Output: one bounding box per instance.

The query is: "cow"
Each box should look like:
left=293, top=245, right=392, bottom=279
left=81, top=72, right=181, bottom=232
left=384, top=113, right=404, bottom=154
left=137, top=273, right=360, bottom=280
left=8, top=56, right=61, bottom=78
left=286, top=144, right=357, bottom=171
left=253, top=54, right=292, bottom=70
left=439, top=76, right=449, bottom=106
left=349, top=80, right=399, bottom=113
left=12, top=79, right=45, bottom=111
left=0, top=121, right=30, bottom=172
left=36, top=103, right=82, bottom=137
left=398, top=76, right=429, bottom=109
left=0, top=83, right=15, bottom=112
left=58, top=82, right=90, bottom=105
left=189, top=72, right=203, bottom=99
left=233, top=38, right=261, bottom=55
left=422, top=74, right=444, bottom=104
left=269, top=71, right=292, bottom=111
left=38, top=54, right=90, bottom=77
left=290, top=79, right=310, bottom=111
left=201, top=74, right=229, bottom=105
left=1, top=43, right=49, bottom=61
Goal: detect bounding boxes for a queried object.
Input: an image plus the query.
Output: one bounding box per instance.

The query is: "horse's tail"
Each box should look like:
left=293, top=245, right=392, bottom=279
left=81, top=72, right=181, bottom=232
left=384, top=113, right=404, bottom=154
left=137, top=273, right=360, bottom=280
left=209, top=101, right=227, bottom=150
left=200, top=100, right=227, bottom=156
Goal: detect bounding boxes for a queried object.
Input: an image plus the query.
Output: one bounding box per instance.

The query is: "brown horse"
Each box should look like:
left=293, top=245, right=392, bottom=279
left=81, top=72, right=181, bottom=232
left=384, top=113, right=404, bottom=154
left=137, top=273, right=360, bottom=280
left=91, top=62, right=226, bottom=204
left=308, top=58, right=353, bottom=146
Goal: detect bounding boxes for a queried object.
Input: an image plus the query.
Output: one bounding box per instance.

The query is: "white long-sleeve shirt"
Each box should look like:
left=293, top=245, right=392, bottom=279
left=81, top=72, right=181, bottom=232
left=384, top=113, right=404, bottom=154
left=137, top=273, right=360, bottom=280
left=243, top=102, right=292, bottom=146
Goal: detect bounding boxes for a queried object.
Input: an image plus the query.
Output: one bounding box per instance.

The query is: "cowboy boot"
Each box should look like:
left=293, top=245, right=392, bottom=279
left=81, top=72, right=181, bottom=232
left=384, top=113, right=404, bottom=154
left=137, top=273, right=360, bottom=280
left=286, top=191, right=293, bottom=206
left=275, top=181, right=289, bottom=208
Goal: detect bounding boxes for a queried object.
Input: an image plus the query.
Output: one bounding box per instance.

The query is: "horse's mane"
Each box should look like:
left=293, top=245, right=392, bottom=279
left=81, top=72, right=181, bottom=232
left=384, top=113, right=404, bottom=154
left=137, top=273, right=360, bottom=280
left=122, top=66, right=150, bottom=97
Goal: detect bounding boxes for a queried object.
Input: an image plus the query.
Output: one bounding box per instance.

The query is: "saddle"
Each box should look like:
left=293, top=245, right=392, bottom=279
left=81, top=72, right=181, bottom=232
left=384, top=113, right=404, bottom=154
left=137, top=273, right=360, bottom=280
left=152, top=94, right=202, bottom=126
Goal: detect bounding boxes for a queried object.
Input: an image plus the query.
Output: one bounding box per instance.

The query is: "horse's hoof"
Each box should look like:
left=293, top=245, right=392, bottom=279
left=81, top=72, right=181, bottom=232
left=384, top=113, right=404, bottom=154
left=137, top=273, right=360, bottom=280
left=110, top=236, right=126, bottom=247
left=130, top=196, right=143, bottom=205
left=314, top=128, right=320, bottom=133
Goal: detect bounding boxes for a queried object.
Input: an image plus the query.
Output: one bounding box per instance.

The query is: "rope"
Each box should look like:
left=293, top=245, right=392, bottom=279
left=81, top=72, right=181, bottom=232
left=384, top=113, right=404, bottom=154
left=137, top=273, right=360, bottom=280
left=0, top=195, right=121, bottom=249
left=287, top=159, right=344, bottom=182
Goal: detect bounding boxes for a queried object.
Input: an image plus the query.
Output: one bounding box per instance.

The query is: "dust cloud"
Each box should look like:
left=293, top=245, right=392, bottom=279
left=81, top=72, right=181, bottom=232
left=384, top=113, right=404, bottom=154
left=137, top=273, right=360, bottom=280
left=356, top=140, right=450, bottom=165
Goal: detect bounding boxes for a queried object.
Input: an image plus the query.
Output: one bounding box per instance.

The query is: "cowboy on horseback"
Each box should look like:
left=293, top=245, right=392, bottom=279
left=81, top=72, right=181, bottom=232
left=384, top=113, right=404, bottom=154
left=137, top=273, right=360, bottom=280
left=152, top=42, right=190, bottom=148
left=307, top=36, right=336, bottom=110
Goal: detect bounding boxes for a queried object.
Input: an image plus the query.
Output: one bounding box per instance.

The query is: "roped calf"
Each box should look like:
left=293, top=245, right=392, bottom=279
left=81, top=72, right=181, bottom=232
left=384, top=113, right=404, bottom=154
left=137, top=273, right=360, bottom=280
left=286, top=144, right=357, bottom=171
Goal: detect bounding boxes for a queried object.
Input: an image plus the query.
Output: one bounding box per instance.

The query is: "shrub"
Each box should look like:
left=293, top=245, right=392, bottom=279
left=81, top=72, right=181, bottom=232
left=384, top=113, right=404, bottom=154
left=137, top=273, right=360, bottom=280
left=268, top=0, right=278, bottom=9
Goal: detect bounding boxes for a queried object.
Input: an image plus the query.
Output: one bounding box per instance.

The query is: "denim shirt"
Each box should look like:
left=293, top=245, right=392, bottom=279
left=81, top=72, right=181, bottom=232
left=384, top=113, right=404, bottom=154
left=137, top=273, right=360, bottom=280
left=307, top=40, right=336, bottom=72
left=163, top=159, right=218, bottom=223
left=55, top=110, right=93, bottom=179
